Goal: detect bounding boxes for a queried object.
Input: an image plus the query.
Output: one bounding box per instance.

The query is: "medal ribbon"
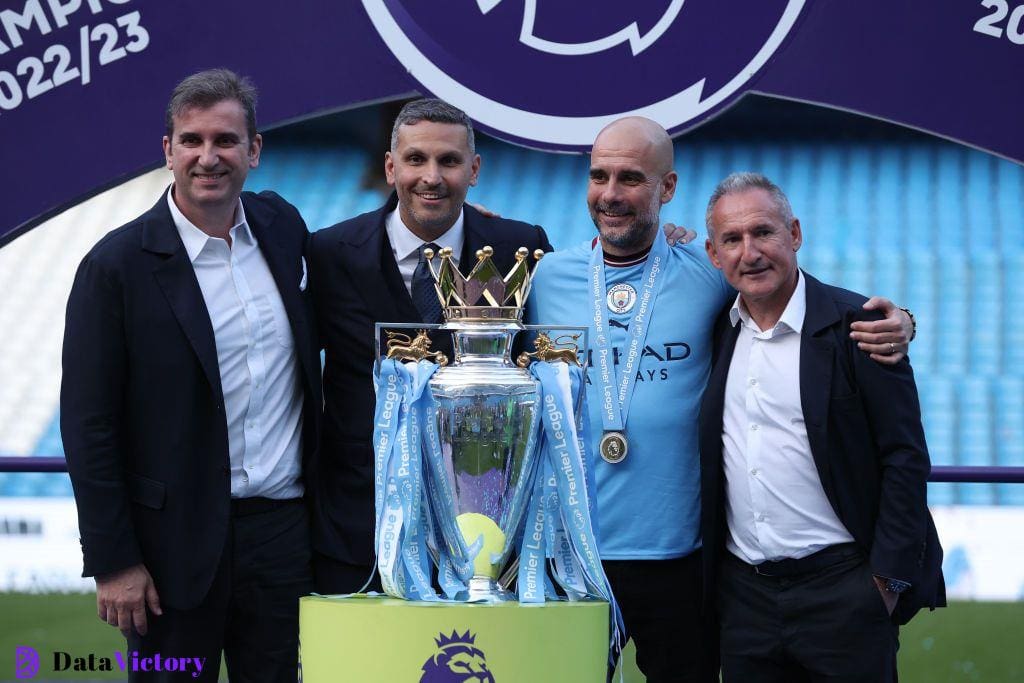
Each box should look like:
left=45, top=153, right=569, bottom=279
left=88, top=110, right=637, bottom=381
left=588, top=235, right=669, bottom=433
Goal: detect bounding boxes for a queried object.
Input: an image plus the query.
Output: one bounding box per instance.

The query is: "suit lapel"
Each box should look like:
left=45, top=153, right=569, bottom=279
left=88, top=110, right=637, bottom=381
left=340, top=193, right=417, bottom=323
left=144, top=192, right=224, bottom=404
left=703, top=319, right=741, bottom=470
left=799, top=271, right=840, bottom=504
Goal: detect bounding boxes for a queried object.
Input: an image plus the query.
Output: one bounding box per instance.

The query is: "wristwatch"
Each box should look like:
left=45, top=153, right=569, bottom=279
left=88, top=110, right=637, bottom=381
left=876, top=575, right=911, bottom=594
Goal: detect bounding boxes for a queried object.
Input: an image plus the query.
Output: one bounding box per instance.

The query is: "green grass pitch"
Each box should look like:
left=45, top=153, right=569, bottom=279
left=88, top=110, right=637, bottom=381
left=1, top=594, right=1021, bottom=681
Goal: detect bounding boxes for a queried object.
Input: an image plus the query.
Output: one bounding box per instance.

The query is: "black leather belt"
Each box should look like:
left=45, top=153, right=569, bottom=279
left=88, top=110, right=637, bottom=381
left=230, top=496, right=302, bottom=517
left=736, top=543, right=862, bottom=578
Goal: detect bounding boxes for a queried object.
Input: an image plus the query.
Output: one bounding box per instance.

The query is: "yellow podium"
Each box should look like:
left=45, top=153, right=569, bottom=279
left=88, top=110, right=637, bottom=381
left=300, top=595, right=609, bottom=681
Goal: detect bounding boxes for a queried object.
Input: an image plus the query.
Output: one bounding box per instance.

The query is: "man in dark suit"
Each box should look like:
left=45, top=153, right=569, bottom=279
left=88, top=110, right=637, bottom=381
left=307, top=99, right=553, bottom=593
left=698, top=172, right=944, bottom=682
left=61, top=69, right=319, bottom=682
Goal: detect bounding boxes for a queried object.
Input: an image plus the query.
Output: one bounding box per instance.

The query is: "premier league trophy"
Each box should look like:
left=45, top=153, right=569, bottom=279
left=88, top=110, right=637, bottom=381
left=372, top=246, right=615, bottom=607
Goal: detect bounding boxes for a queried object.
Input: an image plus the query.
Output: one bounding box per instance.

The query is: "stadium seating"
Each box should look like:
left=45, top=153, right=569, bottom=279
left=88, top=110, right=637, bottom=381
left=1, top=138, right=1022, bottom=505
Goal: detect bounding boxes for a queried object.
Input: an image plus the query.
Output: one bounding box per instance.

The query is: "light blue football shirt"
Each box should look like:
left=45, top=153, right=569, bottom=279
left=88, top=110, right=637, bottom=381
left=527, top=239, right=733, bottom=559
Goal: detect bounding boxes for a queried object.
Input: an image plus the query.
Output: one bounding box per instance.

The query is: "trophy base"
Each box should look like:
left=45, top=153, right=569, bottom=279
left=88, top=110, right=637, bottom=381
left=457, top=576, right=516, bottom=603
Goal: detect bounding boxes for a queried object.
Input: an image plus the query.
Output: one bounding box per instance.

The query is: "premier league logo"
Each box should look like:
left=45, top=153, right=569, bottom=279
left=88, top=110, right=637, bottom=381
left=420, top=630, right=495, bottom=682
left=361, top=0, right=806, bottom=150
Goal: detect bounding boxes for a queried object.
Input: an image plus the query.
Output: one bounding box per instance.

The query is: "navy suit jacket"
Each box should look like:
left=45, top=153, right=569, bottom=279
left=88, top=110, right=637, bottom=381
left=61, top=190, right=321, bottom=610
left=307, top=192, right=552, bottom=566
left=698, top=271, right=945, bottom=625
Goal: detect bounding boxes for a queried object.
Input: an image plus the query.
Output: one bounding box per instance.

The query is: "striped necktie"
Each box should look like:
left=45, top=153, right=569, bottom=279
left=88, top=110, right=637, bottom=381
left=411, top=242, right=443, bottom=324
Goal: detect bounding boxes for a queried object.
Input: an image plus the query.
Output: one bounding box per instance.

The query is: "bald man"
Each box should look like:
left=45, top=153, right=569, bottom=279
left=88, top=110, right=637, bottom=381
left=527, top=117, right=912, bottom=682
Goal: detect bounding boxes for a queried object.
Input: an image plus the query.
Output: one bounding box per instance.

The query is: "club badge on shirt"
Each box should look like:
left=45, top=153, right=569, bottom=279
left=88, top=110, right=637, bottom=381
left=606, top=283, right=637, bottom=314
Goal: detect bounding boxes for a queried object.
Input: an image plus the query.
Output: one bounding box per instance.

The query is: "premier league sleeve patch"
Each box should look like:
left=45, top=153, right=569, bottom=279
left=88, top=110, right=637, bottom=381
left=607, top=283, right=637, bottom=314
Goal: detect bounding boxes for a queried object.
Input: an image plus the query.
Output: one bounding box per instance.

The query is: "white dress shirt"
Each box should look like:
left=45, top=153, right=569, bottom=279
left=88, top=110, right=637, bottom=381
left=168, top=190, right=304, bottom=499
left=385, top=205, right=464, bottom=294
left=721, top=271, right=853, bottom=563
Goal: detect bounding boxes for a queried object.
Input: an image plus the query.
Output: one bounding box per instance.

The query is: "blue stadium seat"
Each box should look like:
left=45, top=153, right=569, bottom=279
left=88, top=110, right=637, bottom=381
left=969, top=251, right=1002, bottom=377
left=918, top=375, right=955, bottom=504
left=873, top=251, right=904, bottom=310
left=957, top=377, right=995, bottom=505
left=994, top=377, right=1024, bottom=505
left=965, top=153, right=995, bottom=248
left=874, top=146, right=904, bottom=251
left=5, top=137, right=1024, bottom=513
left=936, top=255, right=969, bottom=376
left=934, top=148, right=965, bottom=249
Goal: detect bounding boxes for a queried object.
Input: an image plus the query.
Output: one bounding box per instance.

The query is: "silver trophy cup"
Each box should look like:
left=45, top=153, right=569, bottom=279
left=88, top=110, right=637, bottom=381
left=377, top=246, right=582, bottom=602
left=426, top=318, right=541, bottom=602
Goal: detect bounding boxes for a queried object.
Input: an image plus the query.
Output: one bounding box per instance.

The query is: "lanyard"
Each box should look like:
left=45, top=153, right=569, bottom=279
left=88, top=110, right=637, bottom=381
left=587, top=235, right=669, bottom=432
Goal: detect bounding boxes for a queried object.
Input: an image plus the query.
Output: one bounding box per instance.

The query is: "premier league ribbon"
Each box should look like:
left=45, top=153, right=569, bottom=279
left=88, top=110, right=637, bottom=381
left=522, top=362, right=623, bottom=642
left=373, top=358, right=478, bottom=600
left=588, top=234, right=670, bottom=462
left=372, top=356, right=621, bottom=654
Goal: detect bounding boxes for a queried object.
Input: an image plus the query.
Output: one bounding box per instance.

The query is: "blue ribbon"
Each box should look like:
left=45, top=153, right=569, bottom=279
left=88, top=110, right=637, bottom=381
left=372, top=356, right=622, bottom=654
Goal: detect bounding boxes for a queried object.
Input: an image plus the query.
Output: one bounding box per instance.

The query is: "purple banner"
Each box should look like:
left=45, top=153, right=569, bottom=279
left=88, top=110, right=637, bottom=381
left=1, top=0, right=1021, bottom=245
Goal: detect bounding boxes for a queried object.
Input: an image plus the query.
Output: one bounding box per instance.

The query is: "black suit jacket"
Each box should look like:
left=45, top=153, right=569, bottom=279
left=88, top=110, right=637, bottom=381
left=60, top=190, right=321, bottom=610
left=699, top=271, right=945, bottom=625
left=307, top=192, right=552, bottom=566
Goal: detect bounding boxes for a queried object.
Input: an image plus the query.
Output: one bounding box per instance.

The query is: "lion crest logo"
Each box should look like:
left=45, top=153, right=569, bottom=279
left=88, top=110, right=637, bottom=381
left=420, top=630, right=495, bottom=683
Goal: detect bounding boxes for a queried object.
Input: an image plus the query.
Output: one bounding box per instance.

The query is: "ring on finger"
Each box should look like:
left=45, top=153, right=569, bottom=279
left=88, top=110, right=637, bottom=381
left=889, top=342, right=896, bottom=354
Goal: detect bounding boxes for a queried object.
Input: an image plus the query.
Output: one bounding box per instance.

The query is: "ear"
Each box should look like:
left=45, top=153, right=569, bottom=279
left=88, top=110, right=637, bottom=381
left=162, top=136, right=173, bottom=170
left=248, top=133, right=263, bottom=169
left=790, top=218, right=802, bottom=252
left=469, top=154, right=481, bottom=187
left=384, top=151, right=396, bottom=187
left=660, top=171, right=678, bottom=204
left=705, top=237, right=722, bottom=269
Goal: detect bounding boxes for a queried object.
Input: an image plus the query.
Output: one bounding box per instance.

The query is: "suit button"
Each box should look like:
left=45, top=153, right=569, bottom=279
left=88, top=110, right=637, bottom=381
left=221, top=466, right=230, bottom=476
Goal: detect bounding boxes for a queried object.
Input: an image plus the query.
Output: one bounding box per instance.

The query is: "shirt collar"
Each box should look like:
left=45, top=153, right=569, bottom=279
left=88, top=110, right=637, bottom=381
left=167, top=186, right=252, bottom=262
left=729, top=270, right=806, bottom=336
left=385, top=204, right=464, bottom=264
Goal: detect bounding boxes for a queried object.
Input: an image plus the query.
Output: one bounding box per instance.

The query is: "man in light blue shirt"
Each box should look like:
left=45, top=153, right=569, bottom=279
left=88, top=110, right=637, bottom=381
left=528, top=117, right=912, bottom=682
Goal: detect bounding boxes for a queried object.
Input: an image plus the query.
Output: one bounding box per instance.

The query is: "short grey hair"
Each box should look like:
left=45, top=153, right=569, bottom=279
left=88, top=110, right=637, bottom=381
left=165, top=69, right=258, bottom=142
left=705, top=172, right=794, bottom=235
left=390, top=98, right=475, bottom=153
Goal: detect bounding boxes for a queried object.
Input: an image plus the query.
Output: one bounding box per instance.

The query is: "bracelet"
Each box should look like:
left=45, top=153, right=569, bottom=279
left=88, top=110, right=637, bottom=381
left=899, top=307, right=917, bottom=342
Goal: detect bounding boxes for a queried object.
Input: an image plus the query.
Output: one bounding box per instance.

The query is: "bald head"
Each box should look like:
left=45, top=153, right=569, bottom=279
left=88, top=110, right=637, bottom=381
left=587, top=116, right=678, bottom=256
left=592, top=117, right=674, bottom=176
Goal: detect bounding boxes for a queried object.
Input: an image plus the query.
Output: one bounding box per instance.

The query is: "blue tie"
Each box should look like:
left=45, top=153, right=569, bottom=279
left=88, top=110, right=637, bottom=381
left=411, top=243, right=443, bottom=324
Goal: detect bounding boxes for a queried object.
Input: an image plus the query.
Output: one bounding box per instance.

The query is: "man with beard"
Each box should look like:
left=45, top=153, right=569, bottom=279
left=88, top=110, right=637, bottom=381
left=526, top=117, right=913, bottom=682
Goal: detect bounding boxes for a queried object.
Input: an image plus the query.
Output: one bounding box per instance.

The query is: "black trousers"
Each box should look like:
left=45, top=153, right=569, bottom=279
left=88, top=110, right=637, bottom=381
left=604, top=552, right=719, bottom=683
left=719, top=551, right=898, bottom=683
left=127, top=499, right=312, bottom=683
left=312, top=553, right=381, bottom=594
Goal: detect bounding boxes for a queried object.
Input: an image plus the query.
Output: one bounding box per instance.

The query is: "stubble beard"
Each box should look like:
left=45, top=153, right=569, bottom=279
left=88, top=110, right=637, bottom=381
left=592, top=204, right=659, bottom=252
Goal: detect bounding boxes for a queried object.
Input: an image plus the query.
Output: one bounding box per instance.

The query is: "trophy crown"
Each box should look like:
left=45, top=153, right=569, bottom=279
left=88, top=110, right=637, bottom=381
left=425, top=245, right=544, bottom=322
